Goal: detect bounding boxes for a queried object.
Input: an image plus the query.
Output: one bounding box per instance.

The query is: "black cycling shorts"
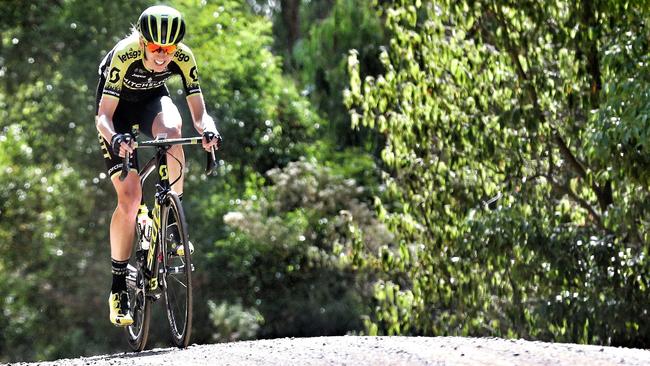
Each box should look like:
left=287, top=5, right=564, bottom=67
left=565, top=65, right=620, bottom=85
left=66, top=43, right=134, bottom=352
left=96, top=81, right=168, bottom=179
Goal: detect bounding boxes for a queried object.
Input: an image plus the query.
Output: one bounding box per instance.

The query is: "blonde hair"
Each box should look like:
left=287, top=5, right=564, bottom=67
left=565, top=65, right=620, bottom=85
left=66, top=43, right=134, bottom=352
left=127, top=24, right=140, bottom=40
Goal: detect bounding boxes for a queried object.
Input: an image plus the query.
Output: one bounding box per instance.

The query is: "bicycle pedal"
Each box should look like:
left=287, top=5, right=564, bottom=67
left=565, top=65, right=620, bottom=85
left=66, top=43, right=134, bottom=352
left=135, top=249, right=147, bottom=263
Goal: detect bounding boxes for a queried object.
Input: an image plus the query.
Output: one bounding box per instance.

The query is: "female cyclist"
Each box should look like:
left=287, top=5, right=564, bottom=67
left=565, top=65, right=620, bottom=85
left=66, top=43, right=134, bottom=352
left=95, top=5, right=222, bottom=326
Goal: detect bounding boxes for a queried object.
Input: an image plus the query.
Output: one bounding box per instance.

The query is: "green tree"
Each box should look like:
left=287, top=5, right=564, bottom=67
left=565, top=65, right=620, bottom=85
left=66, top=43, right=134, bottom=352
left=347, top=0, right=650, bottom=346
left=203, top=157, right=391, bottom=339
left=1, top=0, right=149, bottom=361
left=294, top=0, right=386, bottom=150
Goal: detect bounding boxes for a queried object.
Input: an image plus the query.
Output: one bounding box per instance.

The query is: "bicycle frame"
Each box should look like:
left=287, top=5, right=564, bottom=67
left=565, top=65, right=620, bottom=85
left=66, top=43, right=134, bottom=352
left=130, top=136, right=211, bottom=291
left=143, top=146, right=169, bottom=291
left=125, top=134, right=215, bottom=350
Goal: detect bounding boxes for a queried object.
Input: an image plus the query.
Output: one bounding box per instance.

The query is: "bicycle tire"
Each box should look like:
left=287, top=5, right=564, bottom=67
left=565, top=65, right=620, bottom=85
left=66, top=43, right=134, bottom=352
left=161, top=192, right=193, bottom=347
left=126, top=225, right=152, bottom=351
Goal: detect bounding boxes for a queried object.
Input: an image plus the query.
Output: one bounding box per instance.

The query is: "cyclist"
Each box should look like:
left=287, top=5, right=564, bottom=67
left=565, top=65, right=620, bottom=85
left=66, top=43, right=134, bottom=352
left=95, top=5, right=222, bottom=327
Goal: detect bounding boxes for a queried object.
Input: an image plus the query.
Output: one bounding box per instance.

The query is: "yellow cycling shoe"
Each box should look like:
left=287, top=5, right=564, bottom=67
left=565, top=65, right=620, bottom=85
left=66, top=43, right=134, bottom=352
left=108, top=291, right=134, bottom=327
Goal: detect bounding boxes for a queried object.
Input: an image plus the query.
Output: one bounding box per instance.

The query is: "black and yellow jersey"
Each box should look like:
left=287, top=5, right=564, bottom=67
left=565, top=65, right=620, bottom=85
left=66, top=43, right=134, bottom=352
left=97, top=34, right=201, bottom=103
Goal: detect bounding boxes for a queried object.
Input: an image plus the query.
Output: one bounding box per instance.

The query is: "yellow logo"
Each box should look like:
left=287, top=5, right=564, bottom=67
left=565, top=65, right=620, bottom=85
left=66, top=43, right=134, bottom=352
left=159, top=165, right=169, bottom=180
left=147, top=205, right=161, bottom=269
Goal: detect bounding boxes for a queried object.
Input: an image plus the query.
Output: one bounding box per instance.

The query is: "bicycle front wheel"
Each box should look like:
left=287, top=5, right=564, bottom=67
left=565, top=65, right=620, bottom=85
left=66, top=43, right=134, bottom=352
left=126, top=225, right=152, bottom=351
left=161, top=192, right=192, bottom=347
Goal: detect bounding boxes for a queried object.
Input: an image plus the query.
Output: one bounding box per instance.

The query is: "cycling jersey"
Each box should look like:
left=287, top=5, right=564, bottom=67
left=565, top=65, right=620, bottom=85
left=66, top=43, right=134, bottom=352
left=95, top=33, right=202, bottom=178
left=97, top=34, right=201, bottom=104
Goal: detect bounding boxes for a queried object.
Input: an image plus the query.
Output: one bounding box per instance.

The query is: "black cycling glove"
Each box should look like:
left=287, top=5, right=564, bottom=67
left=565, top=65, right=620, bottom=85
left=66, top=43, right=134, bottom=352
left=111, top=133, right=131, bottom=156
left=203, top=130, right=223, bottom=150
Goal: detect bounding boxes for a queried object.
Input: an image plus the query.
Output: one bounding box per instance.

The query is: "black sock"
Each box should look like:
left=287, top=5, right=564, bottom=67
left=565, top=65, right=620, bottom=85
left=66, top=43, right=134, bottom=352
left=111, top=258, right=129, bottom=293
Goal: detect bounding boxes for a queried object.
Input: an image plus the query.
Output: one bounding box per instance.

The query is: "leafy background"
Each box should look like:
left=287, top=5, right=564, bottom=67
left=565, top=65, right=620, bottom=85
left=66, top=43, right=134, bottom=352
left=1, top=0, right=650, bottom=362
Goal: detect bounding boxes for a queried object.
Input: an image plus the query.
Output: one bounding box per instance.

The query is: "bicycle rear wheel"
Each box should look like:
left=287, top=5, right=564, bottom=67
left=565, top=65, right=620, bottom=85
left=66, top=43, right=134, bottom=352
left=126, top=226, right=152, bottom=351
left=161, top=192, right=192, bottom=347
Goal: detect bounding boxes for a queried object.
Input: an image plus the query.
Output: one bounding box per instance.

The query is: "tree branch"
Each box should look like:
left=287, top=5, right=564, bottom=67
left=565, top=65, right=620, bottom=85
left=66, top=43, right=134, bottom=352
left=545, top=175, right=604, bottom=230
left=490, top=1, right=612, bottom=217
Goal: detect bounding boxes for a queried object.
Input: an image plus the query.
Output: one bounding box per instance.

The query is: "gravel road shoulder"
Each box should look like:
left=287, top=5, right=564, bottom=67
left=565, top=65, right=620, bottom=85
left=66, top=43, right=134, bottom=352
left=7, top=336, right=650, bottom=366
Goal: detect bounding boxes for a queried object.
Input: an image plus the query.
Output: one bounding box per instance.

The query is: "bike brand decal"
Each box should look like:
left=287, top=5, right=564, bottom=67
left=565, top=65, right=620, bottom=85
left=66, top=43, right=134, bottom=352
left=159, top=165, right=169, bottom=180
left=147, top=204, right=161, bottom=269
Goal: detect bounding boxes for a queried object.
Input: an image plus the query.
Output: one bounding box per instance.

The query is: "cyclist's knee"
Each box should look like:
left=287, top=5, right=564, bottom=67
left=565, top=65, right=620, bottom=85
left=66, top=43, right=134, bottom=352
left=152, top=120, right=182, bottom=139
left=161, top=125, right=182, bottom=139
left=153, top=97, right=182, bottom=138
left=114, top=183, right=141, bottom=215
left=116, top=194, right=140, bottom=216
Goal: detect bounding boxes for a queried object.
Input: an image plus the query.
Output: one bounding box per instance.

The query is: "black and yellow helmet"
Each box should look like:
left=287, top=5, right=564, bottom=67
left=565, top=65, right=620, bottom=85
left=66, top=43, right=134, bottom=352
left=138, top=5, right=186, bottom=46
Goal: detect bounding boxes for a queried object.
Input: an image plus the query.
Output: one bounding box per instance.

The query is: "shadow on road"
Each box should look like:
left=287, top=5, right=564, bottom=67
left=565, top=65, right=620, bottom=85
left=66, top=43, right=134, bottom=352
left=98, top=348, right=175, bottom=361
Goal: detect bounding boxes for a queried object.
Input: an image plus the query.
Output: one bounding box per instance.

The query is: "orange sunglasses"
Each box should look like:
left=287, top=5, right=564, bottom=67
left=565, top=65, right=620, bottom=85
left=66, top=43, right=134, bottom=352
left=145, top=41, right=177, bottom=54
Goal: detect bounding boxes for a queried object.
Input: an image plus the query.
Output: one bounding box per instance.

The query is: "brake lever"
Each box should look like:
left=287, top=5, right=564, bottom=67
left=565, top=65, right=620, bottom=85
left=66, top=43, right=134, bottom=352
left=118, top=135, right=133, bottom=181
left=205, top=146, right=217, bottom=176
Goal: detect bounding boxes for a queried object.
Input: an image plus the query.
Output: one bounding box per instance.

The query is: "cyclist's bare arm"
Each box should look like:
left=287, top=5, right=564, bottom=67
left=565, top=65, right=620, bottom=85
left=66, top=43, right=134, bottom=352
left=96, top=95, right=133, bottom=158
left=187, top=93, right=219, bottom=151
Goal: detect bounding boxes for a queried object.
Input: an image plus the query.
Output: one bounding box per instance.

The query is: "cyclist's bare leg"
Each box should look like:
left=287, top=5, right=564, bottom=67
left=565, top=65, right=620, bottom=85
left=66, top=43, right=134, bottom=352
left=110, top=172, right=142, bottom=260
left=152, top=96, right=184, bottom=195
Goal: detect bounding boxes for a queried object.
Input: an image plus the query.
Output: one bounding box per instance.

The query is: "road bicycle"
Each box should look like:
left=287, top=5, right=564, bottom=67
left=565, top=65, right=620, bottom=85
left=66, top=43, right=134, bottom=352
left=119, top=129, right=217, bottom=351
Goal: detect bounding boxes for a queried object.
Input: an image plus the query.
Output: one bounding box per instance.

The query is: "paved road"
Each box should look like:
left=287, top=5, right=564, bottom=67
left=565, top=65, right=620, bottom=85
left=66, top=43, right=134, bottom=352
left=8, top=336, right=650, bottom=366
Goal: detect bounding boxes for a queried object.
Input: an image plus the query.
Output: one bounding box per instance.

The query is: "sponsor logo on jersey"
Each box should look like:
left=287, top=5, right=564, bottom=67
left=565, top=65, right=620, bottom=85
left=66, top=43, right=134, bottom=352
left=189, top=66, right=198, bottom=82
left=118, top=49, right=142, bottom=63
left=123, top=78, right=167, bottom=90
left=108, top=164, right=123, bottom=176
left=186, top=86, right=201, bottom=95
left=175, top=50, right=191, bottom=63
left=108, top=67, right=121, bottom=83
left=103, top=88, right=120, bottom=97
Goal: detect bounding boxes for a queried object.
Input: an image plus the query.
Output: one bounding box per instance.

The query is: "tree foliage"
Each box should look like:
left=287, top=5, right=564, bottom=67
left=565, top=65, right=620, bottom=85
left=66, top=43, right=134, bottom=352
left=3, top=0, right=650, bottom=362
left=0, top=0, right=374, bottom=361
left=347, top=0, right=650, bottom=345
left=200, top=156, right=390, bottom=339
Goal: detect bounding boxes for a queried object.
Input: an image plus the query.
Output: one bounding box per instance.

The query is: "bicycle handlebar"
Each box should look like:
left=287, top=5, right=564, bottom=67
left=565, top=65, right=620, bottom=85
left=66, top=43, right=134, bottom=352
left=119, top=136, right=218, bottom=181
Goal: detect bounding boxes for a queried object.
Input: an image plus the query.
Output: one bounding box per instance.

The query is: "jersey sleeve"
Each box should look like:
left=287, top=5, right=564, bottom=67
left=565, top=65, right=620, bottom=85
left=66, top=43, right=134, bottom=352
left=101, top=39, right=142, bottom=99
left=173, top=44, right=202, bottom=96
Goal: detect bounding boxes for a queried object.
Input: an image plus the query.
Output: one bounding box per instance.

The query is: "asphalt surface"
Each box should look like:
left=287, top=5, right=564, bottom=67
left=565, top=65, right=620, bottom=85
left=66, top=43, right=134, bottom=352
left=7, top=336, right=650, bottom=366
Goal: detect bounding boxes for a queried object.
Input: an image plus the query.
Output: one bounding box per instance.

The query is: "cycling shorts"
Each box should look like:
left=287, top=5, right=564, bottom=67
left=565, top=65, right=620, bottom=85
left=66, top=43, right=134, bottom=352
left=95, top=81, right=169, bottom=179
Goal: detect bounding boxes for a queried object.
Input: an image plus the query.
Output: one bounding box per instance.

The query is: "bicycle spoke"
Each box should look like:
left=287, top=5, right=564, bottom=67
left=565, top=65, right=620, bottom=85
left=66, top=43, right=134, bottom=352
left=168, top=273, right=188, bottom=288
left=161, top=192, right=192, bottom=348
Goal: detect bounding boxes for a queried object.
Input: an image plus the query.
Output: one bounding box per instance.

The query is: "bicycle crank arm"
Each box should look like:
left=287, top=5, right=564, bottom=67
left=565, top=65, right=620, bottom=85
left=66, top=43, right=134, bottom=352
left=126, top=264, right=138, bottom=290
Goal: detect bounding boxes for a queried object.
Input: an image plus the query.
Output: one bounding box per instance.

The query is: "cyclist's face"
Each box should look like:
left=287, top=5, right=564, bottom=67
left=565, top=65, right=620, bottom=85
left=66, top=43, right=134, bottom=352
left=141, top=40, right=175, bottom=72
